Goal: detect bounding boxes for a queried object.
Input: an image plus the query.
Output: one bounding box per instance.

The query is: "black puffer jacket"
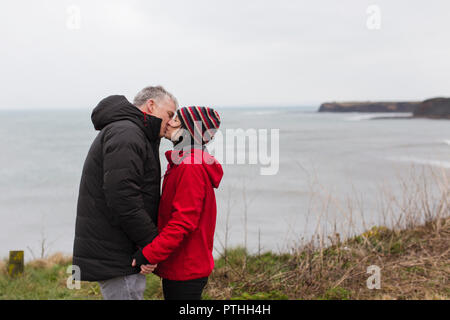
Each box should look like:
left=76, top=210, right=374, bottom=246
left=73, top=95, right=161, bottom=281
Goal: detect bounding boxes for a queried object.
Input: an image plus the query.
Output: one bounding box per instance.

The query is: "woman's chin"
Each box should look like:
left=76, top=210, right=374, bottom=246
left=164, top=130, right=176, bottom=141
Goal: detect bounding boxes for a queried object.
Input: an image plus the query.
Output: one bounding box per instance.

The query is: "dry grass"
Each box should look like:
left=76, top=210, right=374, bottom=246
left=26, top=252, right=72, bottom=269
left=205, top=217, right=449, bottom=300
left=207, top=164, right=449, bottom=300
left=0, top=260, right=6, bottom=275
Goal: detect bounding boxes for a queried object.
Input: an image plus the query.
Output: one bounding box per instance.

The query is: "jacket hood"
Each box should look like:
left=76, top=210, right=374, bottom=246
left=91, top=95, right=162, bottom=142
left=165, top=149, right=223, bottom=188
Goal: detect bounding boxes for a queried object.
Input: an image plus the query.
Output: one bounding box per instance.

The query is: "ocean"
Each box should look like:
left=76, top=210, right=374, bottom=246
left=0, top=107, right=449, bottom=261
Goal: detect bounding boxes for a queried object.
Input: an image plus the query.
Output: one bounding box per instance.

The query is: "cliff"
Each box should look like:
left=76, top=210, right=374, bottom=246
left=318, top=101, right=420, bottom=113
left=413, top=97, right=450, bottom=119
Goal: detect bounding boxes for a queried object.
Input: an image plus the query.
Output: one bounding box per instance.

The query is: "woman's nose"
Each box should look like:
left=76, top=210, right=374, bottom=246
left=168, top=119, right=179, bottom=127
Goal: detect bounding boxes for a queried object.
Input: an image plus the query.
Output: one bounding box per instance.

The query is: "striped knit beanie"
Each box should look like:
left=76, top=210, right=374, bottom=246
left=177, top=106, right=221, bottom=145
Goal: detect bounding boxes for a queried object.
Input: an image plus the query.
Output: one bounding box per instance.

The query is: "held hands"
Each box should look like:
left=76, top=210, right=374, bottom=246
left=131, top=259, right=157, bottom=274
left=131, top=249, right=157, bottom=275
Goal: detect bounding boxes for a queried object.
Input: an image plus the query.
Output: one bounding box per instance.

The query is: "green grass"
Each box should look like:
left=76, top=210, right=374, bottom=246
left=0, top=257, right=162, bottom=300
left=318, top=287, right=352, bottom=300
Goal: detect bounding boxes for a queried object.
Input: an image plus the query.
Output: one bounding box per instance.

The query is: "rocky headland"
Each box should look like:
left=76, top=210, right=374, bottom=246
left=318, top=98, right=450, bottom=119
left=318, top=101, right=420, bottom=113
left=413, top=97, right=450, bottom=119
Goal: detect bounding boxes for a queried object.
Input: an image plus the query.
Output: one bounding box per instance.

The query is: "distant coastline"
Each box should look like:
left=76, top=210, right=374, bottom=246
left=318, top=97, right=450, bottom=119
left=319, top=101, right=420, bottom=113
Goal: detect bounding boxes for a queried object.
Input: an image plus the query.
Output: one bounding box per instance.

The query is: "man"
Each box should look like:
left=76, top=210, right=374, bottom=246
left=72, top=86, right=177, bottom=300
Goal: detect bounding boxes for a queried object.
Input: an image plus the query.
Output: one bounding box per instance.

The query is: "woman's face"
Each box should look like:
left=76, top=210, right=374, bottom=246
left=165, top=114, right=182, bottom=140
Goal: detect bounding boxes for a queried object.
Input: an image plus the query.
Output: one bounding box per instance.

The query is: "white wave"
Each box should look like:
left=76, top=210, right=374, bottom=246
left=345, top=114, right=380, bottom=121
left=443, top=140, right=450, bottom=146
left=384, top=156, right=450, bottom=169
left=345, top=113, right=413, bottom=121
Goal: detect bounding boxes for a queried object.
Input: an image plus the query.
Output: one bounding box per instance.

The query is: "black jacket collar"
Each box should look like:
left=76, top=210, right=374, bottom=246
left=91, top=95, right=161, bottom=143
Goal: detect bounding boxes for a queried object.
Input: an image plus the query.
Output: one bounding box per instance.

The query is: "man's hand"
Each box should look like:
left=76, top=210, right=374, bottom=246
left=131, top=250, right=158, bottom=274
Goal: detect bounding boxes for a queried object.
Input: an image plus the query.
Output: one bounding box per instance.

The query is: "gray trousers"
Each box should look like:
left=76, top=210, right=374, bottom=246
left=98, top=273, right=146, bottom=300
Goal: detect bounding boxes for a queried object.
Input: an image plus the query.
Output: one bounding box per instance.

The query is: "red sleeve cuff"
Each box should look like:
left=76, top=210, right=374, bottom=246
left=142, top=243, right=158, bottom=264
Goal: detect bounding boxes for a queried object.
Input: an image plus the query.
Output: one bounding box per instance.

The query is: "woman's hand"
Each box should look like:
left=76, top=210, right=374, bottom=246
left=140, top=263, right=157, bottom=274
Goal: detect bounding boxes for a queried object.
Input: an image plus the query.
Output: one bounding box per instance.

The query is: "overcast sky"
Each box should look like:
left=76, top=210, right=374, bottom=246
left=0, top=0, right=449, bottom=109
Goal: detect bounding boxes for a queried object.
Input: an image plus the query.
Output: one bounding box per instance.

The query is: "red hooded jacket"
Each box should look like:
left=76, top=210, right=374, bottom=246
left=142, top=148, right=223, bottom=280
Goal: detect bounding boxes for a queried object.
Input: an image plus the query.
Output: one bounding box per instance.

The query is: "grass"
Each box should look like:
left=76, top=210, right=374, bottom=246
left=0, top=253, right=163, bottom=300
left=0, top=216, right=447, bottom=300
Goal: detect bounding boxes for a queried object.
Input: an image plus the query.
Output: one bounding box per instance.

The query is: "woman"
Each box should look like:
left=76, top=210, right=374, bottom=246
left=132, top=106, right=223, bottom=300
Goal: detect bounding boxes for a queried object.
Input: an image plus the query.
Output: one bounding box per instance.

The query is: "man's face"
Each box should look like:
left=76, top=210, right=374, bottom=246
left=146, top=97, right=177, bottom=138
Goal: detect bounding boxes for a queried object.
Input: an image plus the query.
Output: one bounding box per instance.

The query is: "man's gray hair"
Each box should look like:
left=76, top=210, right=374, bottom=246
left=133, top=85, right=178, bottom=108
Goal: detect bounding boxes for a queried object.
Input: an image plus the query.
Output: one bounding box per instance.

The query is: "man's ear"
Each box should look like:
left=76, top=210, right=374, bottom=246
left=146, top=99, right=155, bottom=114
